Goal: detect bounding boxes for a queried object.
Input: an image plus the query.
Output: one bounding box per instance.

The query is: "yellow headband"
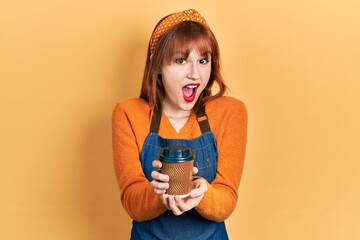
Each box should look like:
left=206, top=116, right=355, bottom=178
left=149, top=9, right=208, bottom=54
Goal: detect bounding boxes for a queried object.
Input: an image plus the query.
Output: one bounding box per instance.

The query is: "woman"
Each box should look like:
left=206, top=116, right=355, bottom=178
left=112, top=9, right=247, bottom=239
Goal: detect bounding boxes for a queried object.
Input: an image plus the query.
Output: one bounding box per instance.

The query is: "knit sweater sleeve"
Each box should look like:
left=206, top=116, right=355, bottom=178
left=195, top=98, right=248, bottom=222
left=112, top=100, right=166, bottom=221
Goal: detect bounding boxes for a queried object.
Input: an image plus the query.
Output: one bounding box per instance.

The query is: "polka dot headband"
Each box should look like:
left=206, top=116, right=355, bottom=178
left=149, top=9, right=209, bottom=54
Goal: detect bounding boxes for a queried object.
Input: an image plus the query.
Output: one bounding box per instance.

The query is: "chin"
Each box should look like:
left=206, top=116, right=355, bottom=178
left=180, top=103, right=195, bottom=111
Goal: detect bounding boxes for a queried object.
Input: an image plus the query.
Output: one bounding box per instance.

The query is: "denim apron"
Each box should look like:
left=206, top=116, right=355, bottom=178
left=131, top=107, right=228, bottom=240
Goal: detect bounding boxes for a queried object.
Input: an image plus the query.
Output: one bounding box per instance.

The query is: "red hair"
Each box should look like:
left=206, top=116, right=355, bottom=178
left=140, top=20, right=227, bottom=112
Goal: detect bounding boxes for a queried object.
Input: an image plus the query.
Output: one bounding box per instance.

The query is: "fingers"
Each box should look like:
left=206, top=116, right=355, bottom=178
left=192, top=166, right=198, bottom=175
left=159, top=195, right=188, bottom=216
left=170, top=195, right=204, bottom=215
left=173, top=197, right=191, bottom=213
left=154, top=166, right=207, bottom=215
left=189, top=178, right=207, bottom=198
left=189, top=188, right=205, bottom=198
left=151, top=170, right=169, bottom=182
left=151, top=181, right=168, bottom=194
left=152, top=159, right=162, bottom=168
left=151, top=174, right=169, bottom=195
left=151, top=169, right=169, bottom=195
left=162, top=178, right=208, bottom=215
left=167, top=196, right=184, bottom=216
left=160, top=194, right=171, bottom=210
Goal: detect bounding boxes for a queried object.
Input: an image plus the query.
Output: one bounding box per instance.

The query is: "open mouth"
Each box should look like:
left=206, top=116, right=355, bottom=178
left=182, top=84, right=199, bottom=102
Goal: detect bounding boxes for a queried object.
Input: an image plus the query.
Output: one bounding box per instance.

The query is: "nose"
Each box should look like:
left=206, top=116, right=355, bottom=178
left=187, top=62, right=200, bottom=80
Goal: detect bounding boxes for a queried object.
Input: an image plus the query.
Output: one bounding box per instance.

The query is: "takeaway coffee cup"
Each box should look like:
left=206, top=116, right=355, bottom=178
left=158, top=145, right=195, bottom=198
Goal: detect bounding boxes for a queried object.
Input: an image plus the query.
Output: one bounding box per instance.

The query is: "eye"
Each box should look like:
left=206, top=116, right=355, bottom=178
left=199, top=58, right=210, bottom=65
left=175, top=58, right=186, bottom=64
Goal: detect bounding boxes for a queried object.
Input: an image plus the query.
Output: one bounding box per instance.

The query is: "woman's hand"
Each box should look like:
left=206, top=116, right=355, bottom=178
left=150, top=159, right=199, bottom=195
left=165, top=178, right=208, bottom=216
left=151, top=160, right=170, bottom=195
left=151, top=159, right=206, bottom=214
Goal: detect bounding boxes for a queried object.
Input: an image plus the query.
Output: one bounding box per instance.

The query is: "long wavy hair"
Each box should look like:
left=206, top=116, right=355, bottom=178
left=140, top=20, right=227, bottom=112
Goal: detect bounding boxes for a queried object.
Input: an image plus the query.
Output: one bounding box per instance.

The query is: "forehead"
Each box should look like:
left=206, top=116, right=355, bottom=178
left=172, top=37, right=213, bottom=54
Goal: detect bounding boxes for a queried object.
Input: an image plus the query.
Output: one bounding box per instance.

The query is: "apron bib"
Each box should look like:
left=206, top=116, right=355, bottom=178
left=130, top=107, right=228, bottom=240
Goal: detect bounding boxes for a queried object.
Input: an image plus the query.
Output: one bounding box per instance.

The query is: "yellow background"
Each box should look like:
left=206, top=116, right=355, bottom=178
left=1, top=0, right=359, bottom=239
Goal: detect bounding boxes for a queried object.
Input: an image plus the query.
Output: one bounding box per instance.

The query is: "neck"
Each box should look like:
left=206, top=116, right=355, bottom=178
left=166, top=114, right=190, bottom=119
left=162, top=101, right=192, bottom=119
left=164, top=112, right=191, bottom=133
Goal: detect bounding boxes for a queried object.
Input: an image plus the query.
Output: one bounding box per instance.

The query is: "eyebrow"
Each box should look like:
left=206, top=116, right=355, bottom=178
left=201, top=51, right=212, bottom=57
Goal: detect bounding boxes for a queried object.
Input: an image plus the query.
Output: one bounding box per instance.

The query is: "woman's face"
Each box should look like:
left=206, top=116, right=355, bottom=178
left=160, top=48, right=211, bottom=115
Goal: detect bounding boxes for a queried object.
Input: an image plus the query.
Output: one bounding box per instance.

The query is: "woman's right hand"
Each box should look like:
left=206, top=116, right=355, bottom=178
left=151, top=160, right=170, bottom=195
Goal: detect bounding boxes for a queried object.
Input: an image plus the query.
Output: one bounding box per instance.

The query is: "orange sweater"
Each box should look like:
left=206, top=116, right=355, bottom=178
left=112, top=96, right=247, bottom=222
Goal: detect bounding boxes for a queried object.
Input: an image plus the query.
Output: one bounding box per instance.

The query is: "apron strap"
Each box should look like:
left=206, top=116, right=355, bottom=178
left=149, top=106, right=211, bottom=134
left=150, top=108, right=161, bottom=133
left=196, top=106, right=211, bottom=133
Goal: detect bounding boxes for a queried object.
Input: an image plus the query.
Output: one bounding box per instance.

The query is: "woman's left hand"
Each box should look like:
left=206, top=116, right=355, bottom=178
left=162, top=178, right=208, bottom=216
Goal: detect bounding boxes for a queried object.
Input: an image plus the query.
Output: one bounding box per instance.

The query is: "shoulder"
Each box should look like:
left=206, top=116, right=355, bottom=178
left=114, top=98, right=149, bottom=111
left=205, top=96, right=247, bottom=133
left=205, top=96, right=247, bottom=142
left=206, top=96, right=247, bottom=117
left=112, top=98, right=151, bottom=121
left=113, top=98, right=150, bottom=114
